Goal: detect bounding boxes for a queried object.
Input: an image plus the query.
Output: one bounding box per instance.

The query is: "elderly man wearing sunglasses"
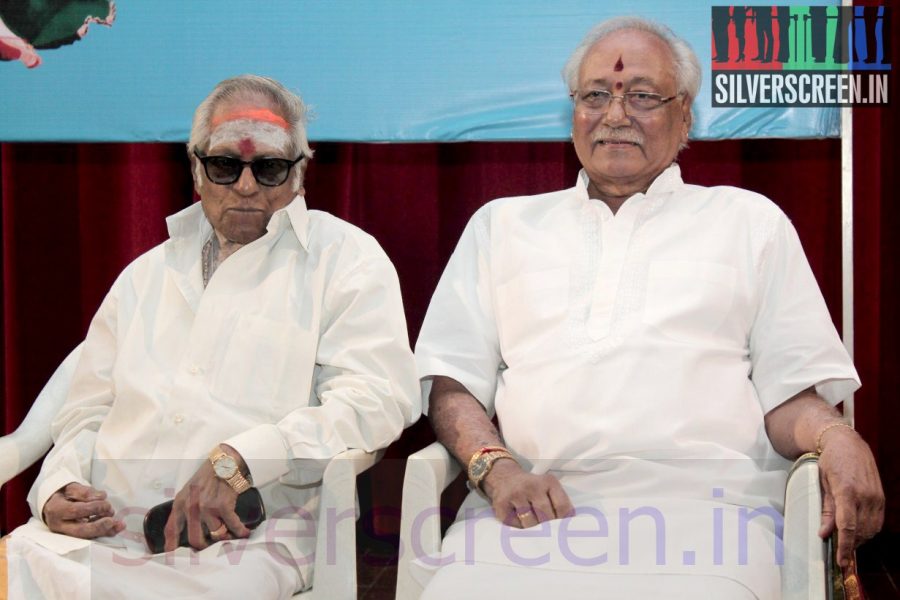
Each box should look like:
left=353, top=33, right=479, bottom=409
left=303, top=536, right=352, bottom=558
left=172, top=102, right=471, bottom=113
left=7, top=75, right=420, bottom=599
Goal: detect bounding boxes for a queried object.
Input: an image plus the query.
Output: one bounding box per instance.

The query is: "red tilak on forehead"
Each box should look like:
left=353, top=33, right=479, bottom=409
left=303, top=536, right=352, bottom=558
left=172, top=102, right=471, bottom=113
left=615, top=81, right=623, bottom=89
left=614, top=56, right=624, bottom=71
left=238, top=137, right=256, bottom=156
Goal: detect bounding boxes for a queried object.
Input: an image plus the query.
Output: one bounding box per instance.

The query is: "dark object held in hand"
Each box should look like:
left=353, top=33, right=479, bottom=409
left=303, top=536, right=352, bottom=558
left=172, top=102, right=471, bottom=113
left=142, top=487, right=266, bottom=554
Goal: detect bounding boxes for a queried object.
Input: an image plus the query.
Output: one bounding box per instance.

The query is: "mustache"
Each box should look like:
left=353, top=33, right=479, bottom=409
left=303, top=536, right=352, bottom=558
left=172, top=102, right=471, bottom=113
left=591, top=127, right=644, bottom=146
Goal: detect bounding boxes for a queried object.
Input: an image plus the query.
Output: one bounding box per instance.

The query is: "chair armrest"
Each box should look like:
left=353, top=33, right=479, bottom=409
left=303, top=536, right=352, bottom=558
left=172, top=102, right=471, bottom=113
left=782, top=453, right=828, bottom=600
left=0, top=344, right=83, bottom=489
left=396, top=442, right=461, bottom=600
left=302, top=448, right=383, bottom=600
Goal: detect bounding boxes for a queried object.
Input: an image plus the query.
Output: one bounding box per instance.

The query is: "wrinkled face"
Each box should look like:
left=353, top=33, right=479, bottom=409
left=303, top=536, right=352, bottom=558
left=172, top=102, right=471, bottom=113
left=572, top=29, right=692, bottom=198
left=193, top=95, right=301, bottom=245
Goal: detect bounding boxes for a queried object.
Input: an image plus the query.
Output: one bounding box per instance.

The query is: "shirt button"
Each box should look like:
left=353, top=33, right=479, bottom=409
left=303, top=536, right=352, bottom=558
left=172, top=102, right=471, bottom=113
left=152, top=480, right=162, bottom=490
left=173, top=414, right=184, bottom=424
left=189, top=365, right=201, bottom=375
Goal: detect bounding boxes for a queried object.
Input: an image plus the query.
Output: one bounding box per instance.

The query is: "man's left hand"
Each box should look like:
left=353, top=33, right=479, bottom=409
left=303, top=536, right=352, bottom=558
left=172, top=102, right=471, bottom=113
left=163, top=457, right=251, bottom=552
left=817, top=425, right=884, bottom=567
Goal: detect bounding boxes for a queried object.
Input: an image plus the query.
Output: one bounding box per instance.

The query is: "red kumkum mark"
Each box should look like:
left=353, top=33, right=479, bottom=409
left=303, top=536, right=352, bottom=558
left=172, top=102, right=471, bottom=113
left=615, top=81, right=623, bottom=90
left=614, top=56, right=624, bottom=71
left=238, top=137, right=256, bottom=156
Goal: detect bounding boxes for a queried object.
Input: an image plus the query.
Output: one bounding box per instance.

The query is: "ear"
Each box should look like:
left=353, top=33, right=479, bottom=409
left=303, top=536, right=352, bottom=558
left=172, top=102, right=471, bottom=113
left=292, top=158, right=311, bottom=194
left=190, top=154, right=203, bottom=194
left=680, top=97, right=694, bottom=143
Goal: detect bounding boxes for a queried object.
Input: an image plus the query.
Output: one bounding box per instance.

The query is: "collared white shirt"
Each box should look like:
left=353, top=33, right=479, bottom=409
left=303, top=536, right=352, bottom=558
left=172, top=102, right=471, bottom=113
left=417, top=164, right=858, bottom=510
left=23, top=197, right=420, bottom=580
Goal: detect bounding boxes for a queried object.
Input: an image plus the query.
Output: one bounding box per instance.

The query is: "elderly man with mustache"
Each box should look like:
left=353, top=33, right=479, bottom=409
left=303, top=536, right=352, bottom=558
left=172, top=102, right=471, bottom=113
left=414, top=16, right=883, bottom=599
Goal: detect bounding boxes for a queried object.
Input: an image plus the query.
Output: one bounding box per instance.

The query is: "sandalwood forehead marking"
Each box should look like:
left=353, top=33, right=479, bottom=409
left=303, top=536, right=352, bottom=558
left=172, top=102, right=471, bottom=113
left=614, top=56, right=624, bottom=71
left=209, top=119, right=291, bottom=154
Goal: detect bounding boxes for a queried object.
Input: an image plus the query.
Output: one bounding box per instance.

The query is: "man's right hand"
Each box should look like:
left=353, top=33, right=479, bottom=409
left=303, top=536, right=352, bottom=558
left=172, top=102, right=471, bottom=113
left=43, top=482, right=125, bottom=539
left=482, top=459, right=574, bottom=529
left=427, top=375, right=576, bottom=529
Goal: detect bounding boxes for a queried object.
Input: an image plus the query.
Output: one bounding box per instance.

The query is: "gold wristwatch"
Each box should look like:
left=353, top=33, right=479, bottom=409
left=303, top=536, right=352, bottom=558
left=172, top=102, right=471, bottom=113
left=208, top=446, right=252, bottom=493
left=467, top=447, right=515, bottom=492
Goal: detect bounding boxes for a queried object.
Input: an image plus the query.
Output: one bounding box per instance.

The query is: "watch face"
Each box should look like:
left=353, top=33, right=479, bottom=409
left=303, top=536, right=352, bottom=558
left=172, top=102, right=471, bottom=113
left=213, top=456, right=238, bottom=479
left=470, top=457, right=488, bottom=479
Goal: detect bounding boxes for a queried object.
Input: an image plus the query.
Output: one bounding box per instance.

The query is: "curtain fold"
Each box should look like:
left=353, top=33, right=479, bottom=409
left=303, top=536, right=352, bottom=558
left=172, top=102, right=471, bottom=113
left=2, top=133, right=896, bottom=536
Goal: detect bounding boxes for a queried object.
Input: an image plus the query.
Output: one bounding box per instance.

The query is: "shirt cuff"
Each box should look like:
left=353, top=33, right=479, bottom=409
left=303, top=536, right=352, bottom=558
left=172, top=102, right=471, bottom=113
left=416, top=357, right=497, bottom=416
left=757, top=371, right=860, bottom=414
left=224, top=423, right=291, bottom=489
left=35, top=471, right=89, bottom=524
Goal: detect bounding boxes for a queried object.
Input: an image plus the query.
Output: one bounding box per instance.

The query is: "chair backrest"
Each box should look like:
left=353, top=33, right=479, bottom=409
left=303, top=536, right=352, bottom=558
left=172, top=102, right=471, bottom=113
left=0, top=343, right=83, bottom=488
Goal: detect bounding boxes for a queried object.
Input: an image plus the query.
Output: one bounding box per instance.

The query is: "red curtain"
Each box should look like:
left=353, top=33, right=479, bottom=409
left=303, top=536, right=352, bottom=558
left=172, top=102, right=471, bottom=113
left=2, top=113, right=897, bottom=535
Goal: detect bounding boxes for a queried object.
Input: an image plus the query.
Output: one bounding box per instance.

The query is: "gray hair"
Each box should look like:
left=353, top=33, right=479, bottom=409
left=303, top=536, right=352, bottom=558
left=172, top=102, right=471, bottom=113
left=561, top=16, right=702, bottom=102
left=188, top=75, right=314, bottom=190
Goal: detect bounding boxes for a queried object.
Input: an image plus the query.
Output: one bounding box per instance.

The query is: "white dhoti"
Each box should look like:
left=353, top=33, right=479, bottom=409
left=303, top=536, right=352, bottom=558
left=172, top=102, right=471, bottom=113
left=7, top=522, right=303, bottom=600
left=422, top=566, right=759, bottom=600
left=412, top=489, right=782, bottom=600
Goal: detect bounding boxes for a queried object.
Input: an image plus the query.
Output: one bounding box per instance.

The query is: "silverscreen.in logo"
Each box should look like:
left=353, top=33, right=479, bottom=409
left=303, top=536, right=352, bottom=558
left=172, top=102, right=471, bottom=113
left=711, top=6, right=890, bottom=107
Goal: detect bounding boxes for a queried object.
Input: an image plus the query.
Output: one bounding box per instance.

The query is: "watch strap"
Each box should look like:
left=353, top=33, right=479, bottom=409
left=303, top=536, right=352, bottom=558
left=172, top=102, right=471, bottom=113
left=467, top=447, right=515, bottom=491
left=208, top=446, right=253, bottom=493
left=225, top=470, right=252, bottom=494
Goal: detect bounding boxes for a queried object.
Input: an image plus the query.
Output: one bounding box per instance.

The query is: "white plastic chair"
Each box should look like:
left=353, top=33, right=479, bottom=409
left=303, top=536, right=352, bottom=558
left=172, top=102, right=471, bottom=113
left=396, top=441, right=830, bottom=600
left=0, top=345, right=83, bottom=489
left=0, top=345, right=378, bottom=600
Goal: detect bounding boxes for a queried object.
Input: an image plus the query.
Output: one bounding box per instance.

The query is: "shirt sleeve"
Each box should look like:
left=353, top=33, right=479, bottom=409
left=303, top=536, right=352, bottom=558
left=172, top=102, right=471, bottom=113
left=414, top=206, right=502, bottom=414
left=27, top=279, right=121, bottom=520
left=226, top=251, right=421, bottom=488
left=749, top=214, right=859, bottom=413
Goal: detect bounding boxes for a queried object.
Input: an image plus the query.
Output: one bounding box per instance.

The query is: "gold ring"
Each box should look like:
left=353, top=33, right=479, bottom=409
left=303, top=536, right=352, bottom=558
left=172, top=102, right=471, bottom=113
left=516, top=510, right=533, bottom=520
left=208, top=524, right=228, bottom=541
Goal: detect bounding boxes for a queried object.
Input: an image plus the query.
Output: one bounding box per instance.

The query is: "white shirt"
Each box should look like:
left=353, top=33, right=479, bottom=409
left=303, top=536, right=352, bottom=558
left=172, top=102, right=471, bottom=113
left=414, top=165, right=858, bottom=595
left=23, top=197, right=420, bottom=582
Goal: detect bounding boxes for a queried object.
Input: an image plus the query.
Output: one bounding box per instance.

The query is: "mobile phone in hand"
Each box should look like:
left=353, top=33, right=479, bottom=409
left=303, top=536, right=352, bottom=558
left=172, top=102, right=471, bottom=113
left=143, top=487, right=266, bottom=554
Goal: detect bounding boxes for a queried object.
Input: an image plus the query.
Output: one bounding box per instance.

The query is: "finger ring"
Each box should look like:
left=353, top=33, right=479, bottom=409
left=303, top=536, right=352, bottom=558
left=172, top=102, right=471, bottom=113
left=516, top=510, right=533, bottom=520
left=208, top=524, right=228, bottom=541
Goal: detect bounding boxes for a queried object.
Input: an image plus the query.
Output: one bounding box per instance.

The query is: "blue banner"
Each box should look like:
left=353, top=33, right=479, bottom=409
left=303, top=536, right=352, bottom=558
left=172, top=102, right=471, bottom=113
left=0, top=0, right=841, bottom=142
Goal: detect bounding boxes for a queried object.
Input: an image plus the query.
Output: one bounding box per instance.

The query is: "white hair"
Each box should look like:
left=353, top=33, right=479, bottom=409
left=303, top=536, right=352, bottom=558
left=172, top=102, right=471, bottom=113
left=561, top=16, right=702, bottom=102
left=188, top=75, right=314, bottom=190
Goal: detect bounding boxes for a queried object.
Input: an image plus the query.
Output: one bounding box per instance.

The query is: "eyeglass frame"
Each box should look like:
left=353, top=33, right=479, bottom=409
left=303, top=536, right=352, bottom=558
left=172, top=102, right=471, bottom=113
left=570, top=89, right=682, bottom=117
left=192, top=150, right=305, bottom=187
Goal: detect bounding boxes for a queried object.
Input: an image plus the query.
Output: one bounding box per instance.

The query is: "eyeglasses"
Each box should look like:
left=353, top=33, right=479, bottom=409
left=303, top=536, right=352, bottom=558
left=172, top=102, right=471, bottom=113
left=193, top=150, right=304, bottom=187
left=571, top=90, right=680, bottom=116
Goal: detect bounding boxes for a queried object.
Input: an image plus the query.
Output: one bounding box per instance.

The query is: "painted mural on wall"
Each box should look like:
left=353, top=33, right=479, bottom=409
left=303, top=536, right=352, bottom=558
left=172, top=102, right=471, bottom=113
left=0, top=0, right=114, bottom=68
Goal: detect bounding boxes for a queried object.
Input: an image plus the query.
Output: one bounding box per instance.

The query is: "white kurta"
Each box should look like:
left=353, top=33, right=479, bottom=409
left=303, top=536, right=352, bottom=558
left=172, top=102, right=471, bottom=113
left=10, top=197, right=421, bottom=596
left=414, top=165, right=858, bottom=598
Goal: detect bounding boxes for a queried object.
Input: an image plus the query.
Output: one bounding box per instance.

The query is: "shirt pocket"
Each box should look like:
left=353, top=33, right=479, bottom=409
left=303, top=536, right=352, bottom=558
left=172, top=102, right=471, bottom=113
left=496, top=267, right=569, bottom=356
left=210, top=314, right=316, bottom=416
left=642, top=260, right=736, bottom=344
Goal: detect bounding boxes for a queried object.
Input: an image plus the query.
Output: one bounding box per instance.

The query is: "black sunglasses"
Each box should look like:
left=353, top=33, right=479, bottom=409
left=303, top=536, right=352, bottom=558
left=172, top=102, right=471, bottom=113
left=193, top=150, right=304, bottom=187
